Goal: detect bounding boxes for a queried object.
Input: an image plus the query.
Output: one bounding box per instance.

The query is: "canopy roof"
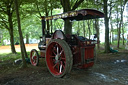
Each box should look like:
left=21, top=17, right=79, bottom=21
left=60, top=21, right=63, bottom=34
left=41, top=9, right=104, bottom=21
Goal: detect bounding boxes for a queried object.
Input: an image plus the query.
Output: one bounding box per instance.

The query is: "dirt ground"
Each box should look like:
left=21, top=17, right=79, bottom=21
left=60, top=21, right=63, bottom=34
left=0, top=45, right=128, bottom=85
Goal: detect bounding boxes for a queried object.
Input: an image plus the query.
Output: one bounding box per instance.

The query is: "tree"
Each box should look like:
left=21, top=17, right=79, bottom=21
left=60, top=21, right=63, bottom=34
left=14, top=0, right=27, bottom=67
left=95, top=19, right=100, bottom=49
left=0, top=29, right=2, bottom=44
left=117, top=0, right=128, bottom=48
left=31, top=0, right=60, bottom=33
left=60, top=0, right=84, bottom=34
left=104, top=0, right=110, bottom=53
left=0, top=0, right=16, bottom=54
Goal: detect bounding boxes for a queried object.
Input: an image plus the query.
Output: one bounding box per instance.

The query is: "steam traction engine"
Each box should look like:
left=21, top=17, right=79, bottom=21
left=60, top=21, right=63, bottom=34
left=30, top=9, right=104, bottom=77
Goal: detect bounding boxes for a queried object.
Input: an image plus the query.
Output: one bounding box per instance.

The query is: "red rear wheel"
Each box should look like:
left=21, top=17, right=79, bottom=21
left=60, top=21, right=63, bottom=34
left=46, top=39, right=73, bottom=77
left=30, top=49, right=39, bottom=66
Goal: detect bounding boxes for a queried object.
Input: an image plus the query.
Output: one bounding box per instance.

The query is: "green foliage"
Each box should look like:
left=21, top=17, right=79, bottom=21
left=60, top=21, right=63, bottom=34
left=20, top=15, right=42, bottom=39
left=0, top=0, right=128, bottom=47
left=111, top=40, right=126, bottom=49
left=0, top=29, right=10, bottom=45
left=72, top=20, right=95, bottom=36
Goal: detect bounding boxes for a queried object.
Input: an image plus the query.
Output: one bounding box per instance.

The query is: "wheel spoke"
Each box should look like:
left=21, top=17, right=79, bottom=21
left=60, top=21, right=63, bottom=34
left=34, top=58, right=36, bottom=61
left=32, top=52, right=36, bottom=59
left=57, top=63, right=60, bottom=72
left=33, top=52, right=36, bottom=56
left=59, top=65, right=62, bottom=73
left=61, top=57, right=66, bottom=60
left=52, top=46, right=58, bottom=56
left=52, top=46, right=65, bottom=73
left=62, top=63, right=65, bottom=69
left=33, top=60, right=36, bottom=63
left=50, top=56, right=55, bottom=58
left=33, top=56, right=37, bottom=62
left=59, top=61, right=63, bottom=73
left=52, top=59, right=56, bottom=63
left=53, top=49, right=57, bottom=55
left=46, top=39, right=72, bottom=77
left=53, top=62, right=59, bottom=69
left=59, top=50, right=63, bottom=55
left=53, top=46, right=57, bottom=52
left=57, top=46, right=59, bottom=55
left=30, top=49, right=39, bottom=66
left=64, top=61, right=66, bottom=65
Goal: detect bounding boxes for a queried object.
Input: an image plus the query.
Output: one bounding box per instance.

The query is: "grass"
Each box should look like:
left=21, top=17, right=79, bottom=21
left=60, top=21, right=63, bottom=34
left=0, top=53, right=21, bottom=62
left=100, top=41, right=126, bottom=49
left=0, top=51, right=31, bottom=60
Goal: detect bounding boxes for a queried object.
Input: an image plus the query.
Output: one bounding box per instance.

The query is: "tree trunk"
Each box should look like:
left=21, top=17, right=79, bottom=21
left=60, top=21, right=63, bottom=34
left=60, top=0, right=84, bottom=34
left=8, top=14, right=17, bottom=54
left=77, top=21, right=80, bottom=35
left=121, top=1, right=126, bottom=46
left=64, top=19, right=72, bottom=34
left=83, top=21, right=85, bottom=37
left=95, top=19, right=100, bottom=49
left=0, top=30, right=2, bottom=45
left=110, top=20, right=113, bottom=43
left=122, top=24, right=125, bottom=45
left=15, top=0, right=27, bottom=68
left=50, top=10, right=53, bottom=33
left=87, top=20, right=91, bottom=39
left=60, top=0, right=72, bottom=34
left=117, top=1, right=125, bottom=48
left=26, top=34, right=29, bottom=44
left=117, top=26, right=121, bottom=48
left=117, top=9, right=121, bottom=48
left=50, top=0, right=53, bottom=33
left=109, top=30, right=111, bottom=45
left=9, top=29, right=16, bottom=54
left=46, top=11, right=50, bottom=32
left=104, top=0, right=110, bottom=53
left=45, top=0, right=50, bottom=33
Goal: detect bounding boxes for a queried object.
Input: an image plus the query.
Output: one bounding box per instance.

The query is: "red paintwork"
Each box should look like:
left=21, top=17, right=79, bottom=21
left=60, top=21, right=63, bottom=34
left=65, top=34, right=95, bottom=68
left=40, top=30, right=96, bottom=69
left=31, top=9, right=104, bottom=77
left=40, top=50, right=45, bottom=57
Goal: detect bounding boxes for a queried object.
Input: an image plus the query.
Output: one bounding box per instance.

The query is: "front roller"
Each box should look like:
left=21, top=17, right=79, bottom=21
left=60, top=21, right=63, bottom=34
left=46, top=39, right=73, bottom=78
left=30, top=49, right=39, bottom=66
